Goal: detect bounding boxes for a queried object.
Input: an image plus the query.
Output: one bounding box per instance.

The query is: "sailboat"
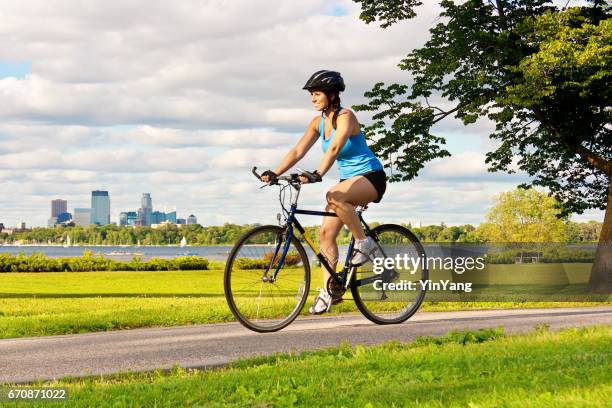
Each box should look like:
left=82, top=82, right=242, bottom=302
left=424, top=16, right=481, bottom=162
left=179, top=236, right=197, bottom=256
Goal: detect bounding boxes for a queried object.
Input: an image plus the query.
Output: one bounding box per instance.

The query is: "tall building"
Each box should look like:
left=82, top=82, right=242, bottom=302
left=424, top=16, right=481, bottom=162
left=91, top=190, right=110, bottom=225
left=74, top=208, right=92, bottom=227
left=139, top=193, right=153, bottom=226
left=166, top=211, right=177, bottom=224
left=187, top=214, right=198, bottom=225
left=119, top=212, right=127, bottom=226
left=151, top=211, right=166, bottom=224
left=120, top=211, right=138, bottom=226
left=51, top=199, right=67, bottom=218
left=141, top=192, right=152, bottom=209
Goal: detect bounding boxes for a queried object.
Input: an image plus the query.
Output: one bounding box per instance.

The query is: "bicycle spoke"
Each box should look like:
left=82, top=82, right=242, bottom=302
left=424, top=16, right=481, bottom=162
left=225, top=225, right=310, bottom=332
left=352, top=224, right=427, bottom=324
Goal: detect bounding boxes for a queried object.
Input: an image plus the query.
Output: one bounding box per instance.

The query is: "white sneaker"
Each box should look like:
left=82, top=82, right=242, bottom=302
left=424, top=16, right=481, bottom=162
left=351, top=236, right=379, bottom=265
left=309, top=288, right=333, bottom=315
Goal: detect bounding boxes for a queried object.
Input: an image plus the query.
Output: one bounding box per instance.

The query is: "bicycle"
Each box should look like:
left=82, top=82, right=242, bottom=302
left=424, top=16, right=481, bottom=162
left=223, top=167, right=428, bottom=332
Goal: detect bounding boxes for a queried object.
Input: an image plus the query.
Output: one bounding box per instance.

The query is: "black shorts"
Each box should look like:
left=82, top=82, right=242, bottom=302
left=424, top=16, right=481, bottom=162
left=340, top=169, right=387, bottom=203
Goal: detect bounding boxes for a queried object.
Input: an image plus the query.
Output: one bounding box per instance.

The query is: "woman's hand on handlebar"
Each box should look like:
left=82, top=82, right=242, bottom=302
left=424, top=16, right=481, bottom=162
left=298, top=170, right=322, bottom=184
left=260, top=170, right=278, bottom=184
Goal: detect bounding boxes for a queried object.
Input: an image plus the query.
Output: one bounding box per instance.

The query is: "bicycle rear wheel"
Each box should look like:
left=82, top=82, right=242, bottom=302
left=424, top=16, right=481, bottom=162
left=224, top=225, right=310, bottom=332
left=351, top=224, right=427, bottom=324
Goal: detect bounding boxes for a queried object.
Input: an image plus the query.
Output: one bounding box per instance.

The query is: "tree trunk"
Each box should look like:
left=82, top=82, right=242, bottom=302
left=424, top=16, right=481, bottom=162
left=588, top=181, right=612, bottom=293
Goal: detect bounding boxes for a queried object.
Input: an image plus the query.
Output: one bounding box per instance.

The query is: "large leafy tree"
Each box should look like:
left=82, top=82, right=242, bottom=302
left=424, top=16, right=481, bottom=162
left=352, top=0, right=611, bottom=292
left=476, top=188, right=569, bottom=243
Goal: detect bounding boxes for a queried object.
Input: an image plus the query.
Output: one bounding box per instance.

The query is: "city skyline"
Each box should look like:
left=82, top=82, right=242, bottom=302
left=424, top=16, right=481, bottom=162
left=36, top=190, right=194, bottom=228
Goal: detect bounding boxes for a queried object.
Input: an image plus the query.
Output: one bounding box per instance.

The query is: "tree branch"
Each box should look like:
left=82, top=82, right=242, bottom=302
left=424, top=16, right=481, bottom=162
left=424, top=96, right=446, bottom=114
left=532, top=108, right=611, bottom=176
left=432, top=104, right=462, bottom=124
left=564, top=140, right=611, bottom=176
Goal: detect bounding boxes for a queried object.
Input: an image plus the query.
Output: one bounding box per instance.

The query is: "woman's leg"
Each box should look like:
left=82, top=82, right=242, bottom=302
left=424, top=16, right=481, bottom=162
left=326, top=176, right=378, bottom=240
left=319, top=207, right=344, bottom=285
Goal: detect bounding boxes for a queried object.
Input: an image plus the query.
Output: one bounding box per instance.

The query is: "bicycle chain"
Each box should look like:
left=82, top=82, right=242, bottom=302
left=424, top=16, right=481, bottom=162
left=326, top=276, right=346, bottom=300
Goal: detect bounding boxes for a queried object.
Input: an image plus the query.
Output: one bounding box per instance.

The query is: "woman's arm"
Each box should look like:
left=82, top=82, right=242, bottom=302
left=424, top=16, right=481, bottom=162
left=272, top=116, right=320, bottom=175
left=316, top=110, right=355, bottom=177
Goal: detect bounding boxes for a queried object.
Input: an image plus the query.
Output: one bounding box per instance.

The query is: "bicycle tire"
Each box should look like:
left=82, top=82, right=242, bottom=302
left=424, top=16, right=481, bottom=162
left=224, top=225, right=310, bottom=332
left=351, top=224, right=428, bottom=325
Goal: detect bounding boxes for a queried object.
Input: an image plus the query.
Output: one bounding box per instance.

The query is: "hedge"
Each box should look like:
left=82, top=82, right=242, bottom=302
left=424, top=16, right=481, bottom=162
left=0, top=252, right=209, bottom=272
left=234, top=251, right=302, bottom=270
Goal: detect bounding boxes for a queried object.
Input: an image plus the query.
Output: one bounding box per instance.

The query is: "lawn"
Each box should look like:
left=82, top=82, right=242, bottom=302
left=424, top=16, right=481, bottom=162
left=5, top=325, right=611, bottom=407
left=0, top=267, right=609, bottom=339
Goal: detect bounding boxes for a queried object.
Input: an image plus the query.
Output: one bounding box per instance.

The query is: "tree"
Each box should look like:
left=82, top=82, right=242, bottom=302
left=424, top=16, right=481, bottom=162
left=476, top=188, right=568, bottom=242
left=352, top=0, right=611, bottom=292
left=437, top=226, right=464, bottom=242
left=566, top=220, right=603, bottom=243
left=413, top=224, right=445, bottom=242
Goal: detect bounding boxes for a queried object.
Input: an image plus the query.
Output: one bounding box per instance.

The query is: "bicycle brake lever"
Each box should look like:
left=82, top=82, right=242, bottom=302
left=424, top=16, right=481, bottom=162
left=259, top=180, right=279, bottom=188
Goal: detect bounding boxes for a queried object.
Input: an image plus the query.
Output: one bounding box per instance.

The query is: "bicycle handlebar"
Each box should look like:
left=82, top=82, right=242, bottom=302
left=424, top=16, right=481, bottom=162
left=252, top=167, right=263, bottom=180
left=295, top=168, right=320, bottom=183
left=252, top=166, right=320, bottom=185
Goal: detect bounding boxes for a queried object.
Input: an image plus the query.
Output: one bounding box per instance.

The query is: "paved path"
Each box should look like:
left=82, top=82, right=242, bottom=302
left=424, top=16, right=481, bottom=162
left=2, top=307, right=611, bottom=384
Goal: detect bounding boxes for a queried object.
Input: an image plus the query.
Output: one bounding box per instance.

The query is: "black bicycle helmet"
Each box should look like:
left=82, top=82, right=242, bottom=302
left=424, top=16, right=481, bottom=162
left=302, top=70, right=345, bottom=92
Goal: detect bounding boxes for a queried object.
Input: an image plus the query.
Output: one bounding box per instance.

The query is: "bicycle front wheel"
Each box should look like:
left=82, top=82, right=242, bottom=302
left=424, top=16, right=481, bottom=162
left=224, top=225, right=310, bottom=332
left=351, top=224, right=428, bottom=324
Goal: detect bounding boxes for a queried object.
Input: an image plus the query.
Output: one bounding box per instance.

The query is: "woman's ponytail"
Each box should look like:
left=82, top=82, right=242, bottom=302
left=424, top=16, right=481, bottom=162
left=326, top=91, right=342, bottom=129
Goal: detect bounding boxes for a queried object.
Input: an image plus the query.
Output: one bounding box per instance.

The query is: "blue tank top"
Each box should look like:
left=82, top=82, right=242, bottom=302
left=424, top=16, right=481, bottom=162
left=319, top=111, right=383, bottom=179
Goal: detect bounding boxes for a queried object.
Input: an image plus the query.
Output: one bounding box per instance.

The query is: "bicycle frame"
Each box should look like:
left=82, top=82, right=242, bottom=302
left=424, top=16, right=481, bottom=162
left=268, top=185, right=374, bottom=290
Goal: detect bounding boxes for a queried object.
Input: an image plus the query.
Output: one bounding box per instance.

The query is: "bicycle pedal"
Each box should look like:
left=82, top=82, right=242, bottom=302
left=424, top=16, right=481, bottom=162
left=331, top=297, right=343, bottom=305
left=349, top=254, right=374, bottom=267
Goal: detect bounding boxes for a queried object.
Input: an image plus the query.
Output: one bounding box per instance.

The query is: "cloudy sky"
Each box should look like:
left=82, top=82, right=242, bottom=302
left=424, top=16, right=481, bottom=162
left=0, top=0, right=603, bottom=228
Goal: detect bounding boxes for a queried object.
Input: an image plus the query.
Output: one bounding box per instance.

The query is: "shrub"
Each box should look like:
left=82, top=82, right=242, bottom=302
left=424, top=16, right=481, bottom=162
left=263, top=251, right=302, bottom=266
left=540, top=247, right=595, bottom=263
left=234, top=251, right=303, bottom=270
left=484, top=251, right=516, bottom=264
left=0, top=253, right=209, bottom=272
left=234, top=258, right=269, bottom=270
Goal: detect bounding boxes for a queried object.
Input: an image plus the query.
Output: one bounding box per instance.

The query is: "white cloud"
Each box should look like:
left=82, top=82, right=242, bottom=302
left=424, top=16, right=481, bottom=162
left=118, top=126, right=299, bottom=148
left=426, top=152, right=488, bottom=178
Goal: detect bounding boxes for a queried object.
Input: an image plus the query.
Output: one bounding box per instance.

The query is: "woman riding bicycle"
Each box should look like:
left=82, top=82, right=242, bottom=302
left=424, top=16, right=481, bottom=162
left=260, top=70, right=387, bottom=314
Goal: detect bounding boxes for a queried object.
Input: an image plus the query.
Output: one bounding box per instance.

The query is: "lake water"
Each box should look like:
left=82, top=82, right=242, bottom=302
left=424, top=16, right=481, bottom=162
left=0, top=245, right=235, bottom=261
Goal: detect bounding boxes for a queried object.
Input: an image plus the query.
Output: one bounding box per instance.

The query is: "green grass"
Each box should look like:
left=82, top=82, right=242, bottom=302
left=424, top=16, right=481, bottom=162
left=6, top=326, right=611, bottom=407
left=0, top=269, right=609, bottom=339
